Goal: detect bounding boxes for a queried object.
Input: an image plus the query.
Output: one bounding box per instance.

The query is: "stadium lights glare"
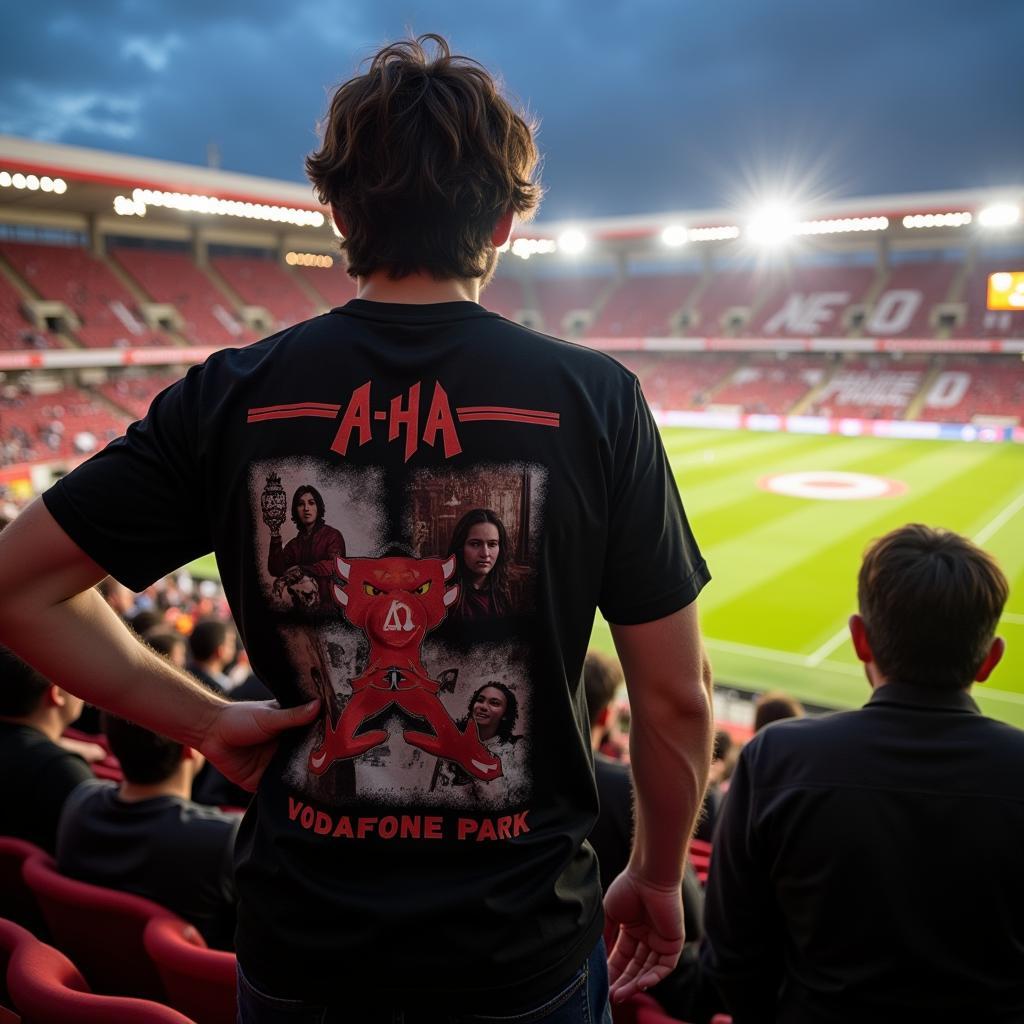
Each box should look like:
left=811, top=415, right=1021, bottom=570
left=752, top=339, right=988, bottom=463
left=902, top=211, right=972, bottom=229
left=796, top=216, right=889, bottom=235
left=661, top=225, right=688, bottom=247
left=510, top=237, right=557, bottom=260
left=557, top=229, right=588, bottom=255
left=686, top=225, right=740, bottom=242
left=285, top=251, right=334, bottom=268
left=746, top=206, right=799, bottom=246
left=978, top=203, right=1021, bottom=229
left=110, top=188, right=326, bottom=227
left=0, top=170, right=67, bottom=194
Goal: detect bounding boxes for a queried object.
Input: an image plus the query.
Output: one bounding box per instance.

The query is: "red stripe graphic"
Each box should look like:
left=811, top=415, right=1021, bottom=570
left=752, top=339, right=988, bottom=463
left=456, top=405, right=559, bottom=422
left=248, top=401, right=341, bottom=415
left=457, top=412, right=560, bottom=427
left=247, top=409, right=339, bottom=423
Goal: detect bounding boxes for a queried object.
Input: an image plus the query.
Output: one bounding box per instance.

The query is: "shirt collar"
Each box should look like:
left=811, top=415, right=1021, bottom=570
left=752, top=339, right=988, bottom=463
left=866, top=681, right=980, bottom=714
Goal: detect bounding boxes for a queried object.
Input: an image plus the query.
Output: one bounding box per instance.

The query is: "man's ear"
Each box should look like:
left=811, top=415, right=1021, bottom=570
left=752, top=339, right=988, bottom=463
left=849, top=614, right=874, bottom=664
left=492, top=209, right=514, bottom=248
left=597, top=706, right=611, bottom=730
left=44, top=684, right=65, bottom=709
left=330, top=206, right=348, bottom=238
left=975, top=636, right=1005, bottom=683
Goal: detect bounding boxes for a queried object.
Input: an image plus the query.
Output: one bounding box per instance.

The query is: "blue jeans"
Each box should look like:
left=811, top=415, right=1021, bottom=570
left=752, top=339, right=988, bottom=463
left=236, top=940, right=612, bottom=1024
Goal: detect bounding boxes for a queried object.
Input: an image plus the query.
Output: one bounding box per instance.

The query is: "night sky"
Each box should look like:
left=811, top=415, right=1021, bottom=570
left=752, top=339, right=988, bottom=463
left=3, top=0, right=1023, bottom=222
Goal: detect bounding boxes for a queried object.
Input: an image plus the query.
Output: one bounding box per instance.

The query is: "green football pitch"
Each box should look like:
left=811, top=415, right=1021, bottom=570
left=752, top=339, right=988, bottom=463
left=189, top=429, right=1024, bottom=727
left=589, top=429, right=1024, bottom=728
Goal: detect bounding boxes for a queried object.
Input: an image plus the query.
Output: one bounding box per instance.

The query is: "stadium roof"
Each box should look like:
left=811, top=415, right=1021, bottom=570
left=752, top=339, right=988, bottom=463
left=1, top=134, right=1021, bottom=252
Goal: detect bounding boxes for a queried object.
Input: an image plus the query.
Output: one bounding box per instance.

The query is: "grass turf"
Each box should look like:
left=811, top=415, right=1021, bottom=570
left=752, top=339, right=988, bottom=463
left=589, top=428, right=1024, bottom=727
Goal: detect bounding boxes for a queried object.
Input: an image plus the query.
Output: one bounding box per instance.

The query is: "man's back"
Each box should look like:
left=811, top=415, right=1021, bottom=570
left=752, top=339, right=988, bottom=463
left=703, top=683, right=1024, bottom=1023
left=0, top=720, right=91, bottom=851
left=57, top=779, right=240, bottom=949
left=42, top=301, right=708, bottom=1008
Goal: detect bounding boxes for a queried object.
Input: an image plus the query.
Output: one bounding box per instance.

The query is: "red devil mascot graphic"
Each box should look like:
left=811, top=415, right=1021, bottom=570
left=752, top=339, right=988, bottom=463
left=307, top=554, right=503, bottom=781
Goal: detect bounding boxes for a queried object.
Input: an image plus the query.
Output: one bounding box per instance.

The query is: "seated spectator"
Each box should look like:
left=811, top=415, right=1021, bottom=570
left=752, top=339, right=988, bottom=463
left=57, top=713, right=241, bottom=950
left=694, top=728, right=734, bottom=843
left=187, top=619, right=236, bottom=696
left=753, top=690, right=805, bottom=732
left=146, top=628, right=188, bottom=669
left=582, top=650, right=708, bottom=1022
left=0, top=645, right=93, bottom=851
left=703, top=525, right=1024, bottom=1023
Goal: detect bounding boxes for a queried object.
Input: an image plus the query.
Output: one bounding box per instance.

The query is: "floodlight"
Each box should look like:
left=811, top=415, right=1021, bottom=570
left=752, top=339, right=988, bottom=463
left=661, top=225, right=688, bottom=247
left=746, top=206, right=798, bottom=245
left=557, top=229, right=587, bottom=255
left=52, top=178, right=67, bottom=194
left=0, top=172, right=10, bottom=187
left=978, top=203, right=1020, bottom=229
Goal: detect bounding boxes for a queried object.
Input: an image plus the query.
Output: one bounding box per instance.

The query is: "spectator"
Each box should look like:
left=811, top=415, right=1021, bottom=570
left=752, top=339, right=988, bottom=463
left=57, top=713, right=241, bottom=950
left=752, top=690, right=805, bottom=732
left=703, top=524, right=1024, bottom=1023
left=693, top=728, right=734, bottom=843
left=187, top=619, right=235, bottom=696
left=146, top=629, right=188, bottom=670
left=0, top=644, right=92, bottom=851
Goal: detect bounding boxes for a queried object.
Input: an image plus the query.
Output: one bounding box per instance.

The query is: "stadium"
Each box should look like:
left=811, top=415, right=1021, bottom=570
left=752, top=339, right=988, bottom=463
left=1, top=133, right=1021, bottom=728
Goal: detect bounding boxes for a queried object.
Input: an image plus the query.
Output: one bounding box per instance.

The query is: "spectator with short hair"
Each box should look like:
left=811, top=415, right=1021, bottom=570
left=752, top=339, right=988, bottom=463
left=57, top=713, right=241, bottom=950
left=703, top=524, right=1024, bottom=1023
left=0, top=644, right=92, bottom=851
left=187, top=619, right=235, bottom=696
left=752, top=690, right=805, bottom=732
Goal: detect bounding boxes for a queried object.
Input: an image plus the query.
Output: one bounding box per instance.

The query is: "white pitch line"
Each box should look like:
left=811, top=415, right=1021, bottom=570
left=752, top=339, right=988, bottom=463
left=1002, top=612, right=1024, bottom=626
left=976, top=687, right=1024, bottom=707
left=974, top=490, right=1024, bottom=546
left=804, top=625, right=851, bottom=667
left=704, top=637, right=862, bottom=677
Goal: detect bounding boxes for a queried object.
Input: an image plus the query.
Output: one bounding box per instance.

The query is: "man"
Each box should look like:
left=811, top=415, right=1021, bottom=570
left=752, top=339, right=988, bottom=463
left=702, top=524, right=1023, bottom=1024
left=57, top=714, right=240, bottom=949
left=0, top=645, right=93, bottom=851
left=187, top=619, right=236, bottom=696
left=0, top=35, right=712, bottom=1021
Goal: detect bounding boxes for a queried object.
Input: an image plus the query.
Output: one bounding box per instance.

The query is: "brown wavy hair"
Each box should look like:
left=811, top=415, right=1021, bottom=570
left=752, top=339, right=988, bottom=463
left=306, top=34, right=542, bottom=281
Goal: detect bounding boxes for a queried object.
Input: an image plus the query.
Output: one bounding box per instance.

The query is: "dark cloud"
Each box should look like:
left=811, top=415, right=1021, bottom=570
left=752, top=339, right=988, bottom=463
left=1, top=0, right=1021, bottom=220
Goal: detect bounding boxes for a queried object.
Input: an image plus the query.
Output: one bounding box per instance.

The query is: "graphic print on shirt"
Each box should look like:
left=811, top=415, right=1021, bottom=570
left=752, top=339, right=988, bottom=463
left=252, top=460, right=545, bottom=812
left=252, top=458, right=386, bottom=613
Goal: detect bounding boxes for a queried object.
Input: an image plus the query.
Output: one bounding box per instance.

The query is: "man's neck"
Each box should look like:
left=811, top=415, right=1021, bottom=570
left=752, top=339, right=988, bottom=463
left=356, top=273, right=480, bottom=305
left=119, top=773, right=192, bottom=803
left=0, top=711, right=62, bottom=743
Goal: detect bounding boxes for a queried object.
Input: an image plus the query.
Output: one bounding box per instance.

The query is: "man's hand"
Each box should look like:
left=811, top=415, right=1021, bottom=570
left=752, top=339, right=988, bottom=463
left=604, top=867, right=685, bottom=1003
left=199, top=698, right=320, bottom=792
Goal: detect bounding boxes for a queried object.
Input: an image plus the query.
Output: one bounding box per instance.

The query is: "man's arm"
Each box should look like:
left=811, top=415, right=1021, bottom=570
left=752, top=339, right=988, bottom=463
left=0, top=500, right=318, bottom=790
left=603, top=600, right=713, bottom=1002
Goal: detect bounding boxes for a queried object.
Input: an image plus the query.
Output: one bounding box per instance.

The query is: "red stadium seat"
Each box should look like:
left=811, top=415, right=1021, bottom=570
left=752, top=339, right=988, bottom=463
left=0, top=838, right=47, bottom=935
left=143, top=917, right=236, bottom=1024
left=611, top=990, right=685, bottom=1023
left=22, top=854, right=183, bottom=1000
left=0, top=917, right=193, bottom=1023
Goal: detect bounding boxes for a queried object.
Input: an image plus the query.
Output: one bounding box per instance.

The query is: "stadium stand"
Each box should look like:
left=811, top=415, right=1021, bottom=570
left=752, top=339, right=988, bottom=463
left=614, top=352, right=743, bottom=410
left=0, top=385, right=127, bottom=466
left=863, top=260, right=958, bottom=337
left=589, top=273, right=701, bottom=337
left=481, top=274, right=529, bottom=321
left=0, top=271, right=58, bottom=351
left=210, top=255, right=320, bottom=331
left=293, top=264, right=357, bottom=308
left=710, top=355, right=828, bottom=413
left=750, top=266, right=875, bottom=337
left=806, top=356, right=931, bottom=419
left=109, top=247, right=255, bottom=348
left=99, top=373, right=184, bottom=422
left=533, top=273, right=615, bottom=337
left=921, top=356, right=1024, bottom=423
left=0, top=242, right=169, bottom=349
left=689, top=268, right=777, bottom=336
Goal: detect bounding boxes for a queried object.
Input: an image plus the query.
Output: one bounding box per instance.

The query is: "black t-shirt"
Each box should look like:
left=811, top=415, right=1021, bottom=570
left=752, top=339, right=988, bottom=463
left=0, top=721, right=93, bottom=852
left=43, top=300, right=709, bottom=1009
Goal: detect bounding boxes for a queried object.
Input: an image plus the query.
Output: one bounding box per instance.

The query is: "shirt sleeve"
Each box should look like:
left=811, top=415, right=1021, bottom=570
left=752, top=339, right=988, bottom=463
left=598, top=377, right=709, bottom=624
left=42, top=366, right=213, bottom=592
